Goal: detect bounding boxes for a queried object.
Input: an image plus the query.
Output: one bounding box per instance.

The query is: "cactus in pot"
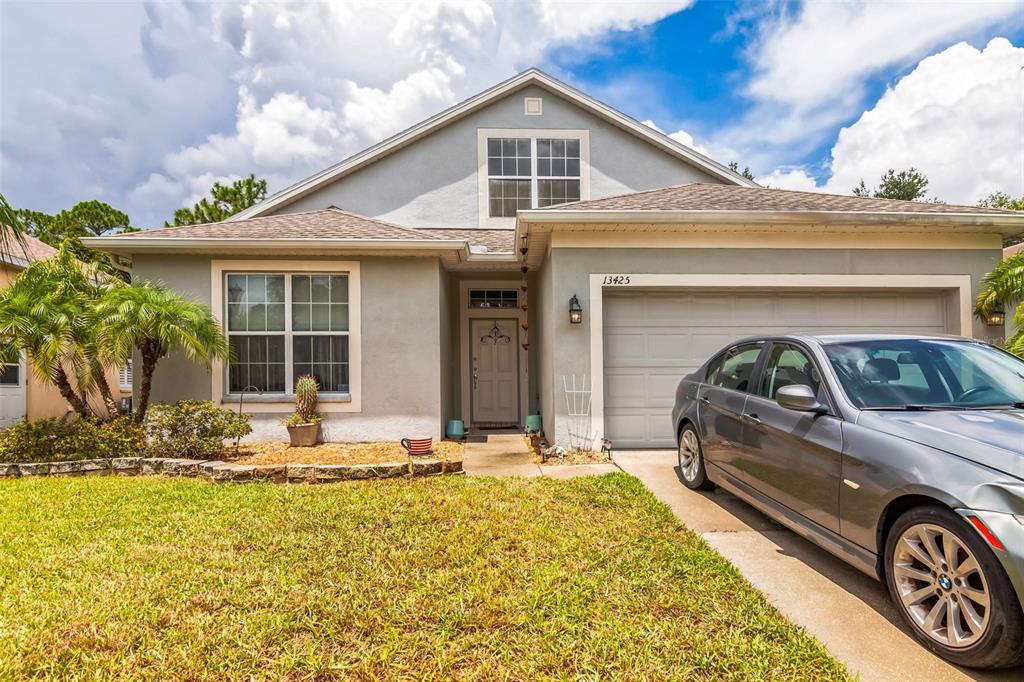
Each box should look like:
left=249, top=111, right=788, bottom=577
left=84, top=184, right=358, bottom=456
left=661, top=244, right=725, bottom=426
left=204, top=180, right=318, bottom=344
left=283, top=374, right=323, bottom=446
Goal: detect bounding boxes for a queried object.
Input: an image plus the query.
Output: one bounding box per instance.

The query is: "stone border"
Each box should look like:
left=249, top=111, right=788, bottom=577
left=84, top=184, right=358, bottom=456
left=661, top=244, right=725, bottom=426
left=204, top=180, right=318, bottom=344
left=0, top=456, right=464, bottom=483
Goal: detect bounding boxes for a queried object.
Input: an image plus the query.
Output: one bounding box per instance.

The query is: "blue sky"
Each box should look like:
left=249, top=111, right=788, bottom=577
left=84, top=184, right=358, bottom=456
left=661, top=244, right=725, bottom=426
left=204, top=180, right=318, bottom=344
left=1, top=1, right=1022, bottom=227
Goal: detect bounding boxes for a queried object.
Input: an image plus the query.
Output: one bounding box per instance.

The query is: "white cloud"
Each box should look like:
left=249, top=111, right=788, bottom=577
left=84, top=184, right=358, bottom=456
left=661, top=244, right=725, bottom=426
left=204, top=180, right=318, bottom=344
left=1, top=0, right=688, bottom=226
left=822, top=38, right=1024, bottom=203
left=756, top=168, right=818, bottom=191
left=716, top=1, right=1020, bottom=173
left=640, top=119, right=711, bottom=157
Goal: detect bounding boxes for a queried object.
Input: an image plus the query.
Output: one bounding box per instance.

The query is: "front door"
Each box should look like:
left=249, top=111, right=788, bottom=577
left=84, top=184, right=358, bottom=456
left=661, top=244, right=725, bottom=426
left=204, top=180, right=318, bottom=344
left=738, top=342, right=843, bottom=533
left=0, top=356, right=27, bottom=427
left=471, top=318, right=519, bottom=426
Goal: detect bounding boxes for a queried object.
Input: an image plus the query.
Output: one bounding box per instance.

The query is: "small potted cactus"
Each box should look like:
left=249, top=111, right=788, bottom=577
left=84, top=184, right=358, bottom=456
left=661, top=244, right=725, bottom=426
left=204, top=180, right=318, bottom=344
left=284, top=374, right=323, bottom=447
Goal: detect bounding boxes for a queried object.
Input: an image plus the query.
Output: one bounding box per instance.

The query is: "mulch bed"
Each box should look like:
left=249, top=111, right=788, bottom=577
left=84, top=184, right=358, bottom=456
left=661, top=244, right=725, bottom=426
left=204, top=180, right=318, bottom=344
left=228, top=440, right=464, bottom=466
left=523, top=436, right=612, bottom=466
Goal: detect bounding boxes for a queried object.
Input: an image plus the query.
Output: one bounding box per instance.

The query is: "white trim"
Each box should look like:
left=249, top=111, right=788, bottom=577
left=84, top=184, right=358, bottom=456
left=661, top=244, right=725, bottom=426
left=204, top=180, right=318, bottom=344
left=519, top=208, right=1024, bottom=231
left=548, top=231, right=1003, bottom=250
left=229, top=69, right=754, bottom=221
left=458, top=280, right=528, bottom=428
left=476, top=128, right=591, bottom=228
left=210, top=260, right=362, bottom=414
left=586, top=273, right=974, bottom=441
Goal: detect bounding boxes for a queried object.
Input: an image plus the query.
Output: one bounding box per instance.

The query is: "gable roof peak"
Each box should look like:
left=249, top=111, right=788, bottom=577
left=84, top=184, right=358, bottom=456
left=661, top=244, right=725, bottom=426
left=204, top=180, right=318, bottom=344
left=230, top=71, right=756, bottom=221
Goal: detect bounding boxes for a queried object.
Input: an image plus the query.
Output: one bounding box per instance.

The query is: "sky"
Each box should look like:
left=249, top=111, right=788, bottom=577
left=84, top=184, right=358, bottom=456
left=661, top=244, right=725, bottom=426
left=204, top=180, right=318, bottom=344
left=1, top=0, right=1022, bottom=228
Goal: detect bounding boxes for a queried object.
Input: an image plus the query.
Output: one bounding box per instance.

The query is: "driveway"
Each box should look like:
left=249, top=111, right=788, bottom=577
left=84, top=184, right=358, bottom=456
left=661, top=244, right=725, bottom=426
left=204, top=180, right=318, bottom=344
left=614, top=450, right=1024, bottom=682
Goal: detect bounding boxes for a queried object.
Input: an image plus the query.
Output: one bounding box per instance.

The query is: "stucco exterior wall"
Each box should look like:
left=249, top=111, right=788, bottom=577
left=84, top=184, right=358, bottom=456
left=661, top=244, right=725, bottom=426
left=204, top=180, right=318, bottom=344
left=543, top=246, right=1003, bottom=447
left=131, top=254, right=446, bottom=441
left=275, top=84, right=722, bottom=227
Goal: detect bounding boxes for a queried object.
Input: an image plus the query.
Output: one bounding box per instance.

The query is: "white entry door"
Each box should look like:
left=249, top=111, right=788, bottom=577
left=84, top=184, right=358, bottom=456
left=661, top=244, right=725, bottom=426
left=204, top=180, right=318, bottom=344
left=471, top=318, right=519, bottom=425
left=0, top=356, right=27, bottom=428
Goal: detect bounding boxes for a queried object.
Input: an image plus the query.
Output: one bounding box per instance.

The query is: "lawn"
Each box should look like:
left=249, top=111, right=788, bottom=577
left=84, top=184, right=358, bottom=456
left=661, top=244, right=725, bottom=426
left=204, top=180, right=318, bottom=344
left=0, top=474, right=847, bottom=680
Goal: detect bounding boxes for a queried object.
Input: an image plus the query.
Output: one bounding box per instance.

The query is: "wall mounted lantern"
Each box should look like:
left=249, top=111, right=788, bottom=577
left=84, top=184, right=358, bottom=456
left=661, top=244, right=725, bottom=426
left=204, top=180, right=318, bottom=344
left=982, top=310, right=1006, bottom=327
left=569, top=294, right=583, bottom=325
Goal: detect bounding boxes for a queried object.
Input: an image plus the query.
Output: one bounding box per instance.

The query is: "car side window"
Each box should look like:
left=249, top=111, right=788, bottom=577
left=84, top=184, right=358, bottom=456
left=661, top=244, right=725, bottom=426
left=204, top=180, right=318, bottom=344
left=707, top=343, right=763, bottom=392
left=758, top=343, right=827, bottom=404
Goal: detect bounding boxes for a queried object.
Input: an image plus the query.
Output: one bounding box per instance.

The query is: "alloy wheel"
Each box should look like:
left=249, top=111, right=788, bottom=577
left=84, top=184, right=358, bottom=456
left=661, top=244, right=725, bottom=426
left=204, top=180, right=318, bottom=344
left=892, top=522, right=991, bottom=648
left=678, top=429, right=701, bottom=482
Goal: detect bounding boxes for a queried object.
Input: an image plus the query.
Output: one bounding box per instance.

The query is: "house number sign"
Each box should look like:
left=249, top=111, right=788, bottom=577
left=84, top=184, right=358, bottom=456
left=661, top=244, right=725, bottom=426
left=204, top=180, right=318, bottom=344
left=601, top=275, right=632, bottom=285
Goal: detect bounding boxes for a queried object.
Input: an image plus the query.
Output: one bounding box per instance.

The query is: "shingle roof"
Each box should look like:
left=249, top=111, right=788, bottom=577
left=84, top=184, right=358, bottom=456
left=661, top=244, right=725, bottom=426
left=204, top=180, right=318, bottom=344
left=114, top=207, right=444, bottom=241
left=1, top=233, right=58, bottom=265
left=417, top=228, right=515, bottom=253
left=543, top=183, right=1014, bottom=215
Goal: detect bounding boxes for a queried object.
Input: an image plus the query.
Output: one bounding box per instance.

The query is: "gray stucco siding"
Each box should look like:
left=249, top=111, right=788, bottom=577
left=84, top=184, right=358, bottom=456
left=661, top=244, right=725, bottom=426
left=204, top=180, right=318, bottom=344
left=131, top=254, right=446, bottom=441
left=542, top=246, right=1003, bottom=447
left=274, top=84, right=722, bottom=228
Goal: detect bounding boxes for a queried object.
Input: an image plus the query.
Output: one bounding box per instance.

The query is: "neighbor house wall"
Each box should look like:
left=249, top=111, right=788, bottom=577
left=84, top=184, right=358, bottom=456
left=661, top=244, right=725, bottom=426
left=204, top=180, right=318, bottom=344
left=543, top=245, right=1003, bottom=447
left=132, top=254, right=446, bottom=441
left=1, top=261, right=128, bottom=422
left=275, top=84, right=723, bottom=228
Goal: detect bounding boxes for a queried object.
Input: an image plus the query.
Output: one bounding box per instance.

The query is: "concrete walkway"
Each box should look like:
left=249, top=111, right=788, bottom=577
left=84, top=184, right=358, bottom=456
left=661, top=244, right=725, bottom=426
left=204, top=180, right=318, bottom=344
left=614, top=450, right=1024, bottom=682
left=461, top=435, right=619, bottom=479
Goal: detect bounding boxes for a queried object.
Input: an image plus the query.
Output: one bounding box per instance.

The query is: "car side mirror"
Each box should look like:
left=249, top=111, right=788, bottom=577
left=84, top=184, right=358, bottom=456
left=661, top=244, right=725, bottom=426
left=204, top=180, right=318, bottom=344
left=776, top=384, right=827, bottom=413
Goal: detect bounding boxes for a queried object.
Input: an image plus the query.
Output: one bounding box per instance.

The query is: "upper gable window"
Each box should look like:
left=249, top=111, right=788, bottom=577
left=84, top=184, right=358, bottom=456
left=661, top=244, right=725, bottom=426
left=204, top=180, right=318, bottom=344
left=485, top=135, right=583, bottom=217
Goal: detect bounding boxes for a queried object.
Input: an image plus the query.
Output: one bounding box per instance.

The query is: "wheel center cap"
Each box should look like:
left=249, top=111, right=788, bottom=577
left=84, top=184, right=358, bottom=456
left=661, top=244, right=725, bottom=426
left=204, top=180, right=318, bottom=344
left=938, top=575, right=952, bottom=590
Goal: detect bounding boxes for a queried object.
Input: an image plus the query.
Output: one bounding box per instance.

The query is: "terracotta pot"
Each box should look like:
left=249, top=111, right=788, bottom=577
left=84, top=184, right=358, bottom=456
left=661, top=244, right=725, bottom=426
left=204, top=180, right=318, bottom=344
left=286, top=422, right=321, bottom=447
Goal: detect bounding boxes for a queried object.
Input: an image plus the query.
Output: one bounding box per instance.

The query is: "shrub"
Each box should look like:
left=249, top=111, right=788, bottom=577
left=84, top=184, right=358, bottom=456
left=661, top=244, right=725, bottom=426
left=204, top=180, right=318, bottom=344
left=0, top=416, right=147, bottom=463
left=146, top=400, right=251, bottom=459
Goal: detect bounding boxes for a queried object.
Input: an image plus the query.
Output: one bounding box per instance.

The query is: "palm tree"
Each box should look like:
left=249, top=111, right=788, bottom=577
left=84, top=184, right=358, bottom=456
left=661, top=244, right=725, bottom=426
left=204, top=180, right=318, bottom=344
left=96, top=281, right=229, bottom=422
left=0, top=244, right=119, bottom=417
left=976, top=253, right=1024, bottom=355
left=0, top=192, right=27, bottom=260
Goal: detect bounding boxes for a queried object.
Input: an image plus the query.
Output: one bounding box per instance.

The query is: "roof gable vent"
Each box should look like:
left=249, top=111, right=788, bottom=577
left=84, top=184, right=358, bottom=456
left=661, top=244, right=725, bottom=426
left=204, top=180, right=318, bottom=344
left=524, top=96, right=543, bottom=116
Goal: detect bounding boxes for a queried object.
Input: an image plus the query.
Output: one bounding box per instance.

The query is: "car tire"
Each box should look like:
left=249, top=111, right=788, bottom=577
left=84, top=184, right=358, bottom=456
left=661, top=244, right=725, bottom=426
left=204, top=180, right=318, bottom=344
left=677, top=424, right=714, bottom=491
left=884, top=505, right=1024, bottom=669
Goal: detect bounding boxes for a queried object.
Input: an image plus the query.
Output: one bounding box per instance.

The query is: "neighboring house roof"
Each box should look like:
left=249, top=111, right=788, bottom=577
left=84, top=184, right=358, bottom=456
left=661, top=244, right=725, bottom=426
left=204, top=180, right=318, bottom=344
left=0, top=233, right=58, bottom=270
left=229, top=68, right=757, bottom=221
left=1004, top=242, right=1024, bottom=258
left=537, top=183, right=1015, bottom=215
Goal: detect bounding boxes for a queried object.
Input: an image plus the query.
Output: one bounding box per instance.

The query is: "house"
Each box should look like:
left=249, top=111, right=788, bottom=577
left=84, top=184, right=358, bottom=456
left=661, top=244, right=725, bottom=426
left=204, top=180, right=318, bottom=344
left=0, top=235, right=132, bottom=426
left=84, top=69, right=1024, bottom=448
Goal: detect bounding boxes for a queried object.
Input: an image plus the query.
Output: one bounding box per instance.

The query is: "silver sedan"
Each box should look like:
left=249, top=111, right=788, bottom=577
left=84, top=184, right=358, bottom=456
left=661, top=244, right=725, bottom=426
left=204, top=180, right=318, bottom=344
left=671, top=334, right=1024, bottom=669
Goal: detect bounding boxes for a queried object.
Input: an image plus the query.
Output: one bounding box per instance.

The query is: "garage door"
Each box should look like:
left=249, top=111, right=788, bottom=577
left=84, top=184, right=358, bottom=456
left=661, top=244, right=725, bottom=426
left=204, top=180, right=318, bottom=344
left=603, top=289, right=951, bottom=448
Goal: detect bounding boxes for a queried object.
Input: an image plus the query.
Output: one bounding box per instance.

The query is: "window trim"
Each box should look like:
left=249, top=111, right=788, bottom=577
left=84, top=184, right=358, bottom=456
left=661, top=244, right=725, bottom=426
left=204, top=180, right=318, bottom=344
left=210, top=260, right=361, bottom=414
left=476, top=128, right=590, bottom=227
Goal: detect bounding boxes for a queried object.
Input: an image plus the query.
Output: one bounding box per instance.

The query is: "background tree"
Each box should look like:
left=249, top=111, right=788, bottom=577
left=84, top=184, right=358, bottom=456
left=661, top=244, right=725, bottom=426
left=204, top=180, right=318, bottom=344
left=979, top=192, right=1024, bottom=211
left=853, top=168, right=937, bottom=202
left=728, top=161, right=757, bottom=181
left=96, top=282, right=230, bottom=422
left=0, top=244, right=120, bottom=418
left=14, top=199, right=137, bottom=278
left=167, top=174, right=267, bottom=226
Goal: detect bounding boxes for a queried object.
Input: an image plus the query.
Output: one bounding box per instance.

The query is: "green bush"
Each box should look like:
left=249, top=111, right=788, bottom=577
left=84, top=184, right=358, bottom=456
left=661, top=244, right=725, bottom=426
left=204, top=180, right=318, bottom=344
left=0, top=416, right=147, bottom=463
left=146, top=400, right=251, bottom=460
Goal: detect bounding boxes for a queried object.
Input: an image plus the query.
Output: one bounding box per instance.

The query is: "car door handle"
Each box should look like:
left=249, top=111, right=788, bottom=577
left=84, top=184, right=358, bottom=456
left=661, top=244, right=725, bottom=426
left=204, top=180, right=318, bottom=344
left=743, top=413, right=761, bottom=425
left=698, top=396, right=710, bottom=405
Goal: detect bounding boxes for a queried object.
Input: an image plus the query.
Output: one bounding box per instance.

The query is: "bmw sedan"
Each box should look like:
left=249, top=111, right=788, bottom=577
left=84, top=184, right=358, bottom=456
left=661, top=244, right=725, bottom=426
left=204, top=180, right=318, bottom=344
left=671, top=334, right=1024, bottom=669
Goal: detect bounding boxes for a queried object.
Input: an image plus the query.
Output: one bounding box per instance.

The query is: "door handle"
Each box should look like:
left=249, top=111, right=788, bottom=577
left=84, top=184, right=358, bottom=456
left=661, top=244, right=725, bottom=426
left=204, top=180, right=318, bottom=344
left=743, top=413, right=761, bottom=425
left=472, top=357, right=478, bottom=390
left=698, top=396, right=710, bottom=405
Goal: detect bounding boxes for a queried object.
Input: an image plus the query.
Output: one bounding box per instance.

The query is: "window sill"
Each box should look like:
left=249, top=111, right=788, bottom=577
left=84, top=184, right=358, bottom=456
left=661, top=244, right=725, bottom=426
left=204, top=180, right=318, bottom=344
left=221, top=393, right=352, bottom=404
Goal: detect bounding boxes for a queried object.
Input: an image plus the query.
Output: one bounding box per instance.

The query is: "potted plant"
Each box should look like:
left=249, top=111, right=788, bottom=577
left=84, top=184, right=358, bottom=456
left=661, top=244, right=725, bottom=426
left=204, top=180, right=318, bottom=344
left=283, top=375, right=323, bottom=447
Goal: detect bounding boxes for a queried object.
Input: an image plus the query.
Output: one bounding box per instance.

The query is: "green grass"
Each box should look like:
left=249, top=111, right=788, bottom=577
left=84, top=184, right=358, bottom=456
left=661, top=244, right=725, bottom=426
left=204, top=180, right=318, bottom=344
left=0, top=474, right=847, bottom=680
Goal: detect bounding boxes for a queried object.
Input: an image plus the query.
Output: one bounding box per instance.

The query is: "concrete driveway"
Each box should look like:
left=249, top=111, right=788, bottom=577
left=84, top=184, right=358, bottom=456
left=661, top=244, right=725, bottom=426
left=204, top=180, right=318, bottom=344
left=614, top=450, right=1024, bottom=682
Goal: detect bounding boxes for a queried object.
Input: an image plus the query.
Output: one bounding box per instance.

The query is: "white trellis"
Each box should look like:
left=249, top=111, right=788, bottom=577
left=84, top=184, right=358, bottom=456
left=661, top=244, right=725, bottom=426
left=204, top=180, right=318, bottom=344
left=563, top=374, right=597, bottom=452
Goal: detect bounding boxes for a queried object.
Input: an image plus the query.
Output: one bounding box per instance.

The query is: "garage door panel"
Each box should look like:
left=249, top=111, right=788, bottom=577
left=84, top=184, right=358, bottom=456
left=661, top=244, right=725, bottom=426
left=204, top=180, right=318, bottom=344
left=603, top=289, right=950, bottom=448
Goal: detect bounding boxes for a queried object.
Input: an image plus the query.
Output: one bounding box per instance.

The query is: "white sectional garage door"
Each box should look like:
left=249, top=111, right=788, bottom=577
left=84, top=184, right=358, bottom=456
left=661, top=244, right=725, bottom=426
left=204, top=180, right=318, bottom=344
left=603, top=289, right=951, bottom=448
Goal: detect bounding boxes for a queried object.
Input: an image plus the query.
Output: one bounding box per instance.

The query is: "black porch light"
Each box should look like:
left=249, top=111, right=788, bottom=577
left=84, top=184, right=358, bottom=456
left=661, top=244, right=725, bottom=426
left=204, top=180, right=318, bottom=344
left=569, top=294, right=583, bottom=324
left=982, top=309, right=1006, bottom=327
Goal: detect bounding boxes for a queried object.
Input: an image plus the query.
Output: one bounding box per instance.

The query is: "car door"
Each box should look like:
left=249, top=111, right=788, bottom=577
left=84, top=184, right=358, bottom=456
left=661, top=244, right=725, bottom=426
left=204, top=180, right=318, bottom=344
left=738, top=342, right=843, bottom=533
left=697, top=342, right=764, bottom=481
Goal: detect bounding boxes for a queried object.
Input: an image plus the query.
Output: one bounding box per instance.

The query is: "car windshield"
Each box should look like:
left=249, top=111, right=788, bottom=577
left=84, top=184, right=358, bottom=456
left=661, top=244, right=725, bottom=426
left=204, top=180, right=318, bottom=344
left=822, top=338, right=1024, bottom=409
